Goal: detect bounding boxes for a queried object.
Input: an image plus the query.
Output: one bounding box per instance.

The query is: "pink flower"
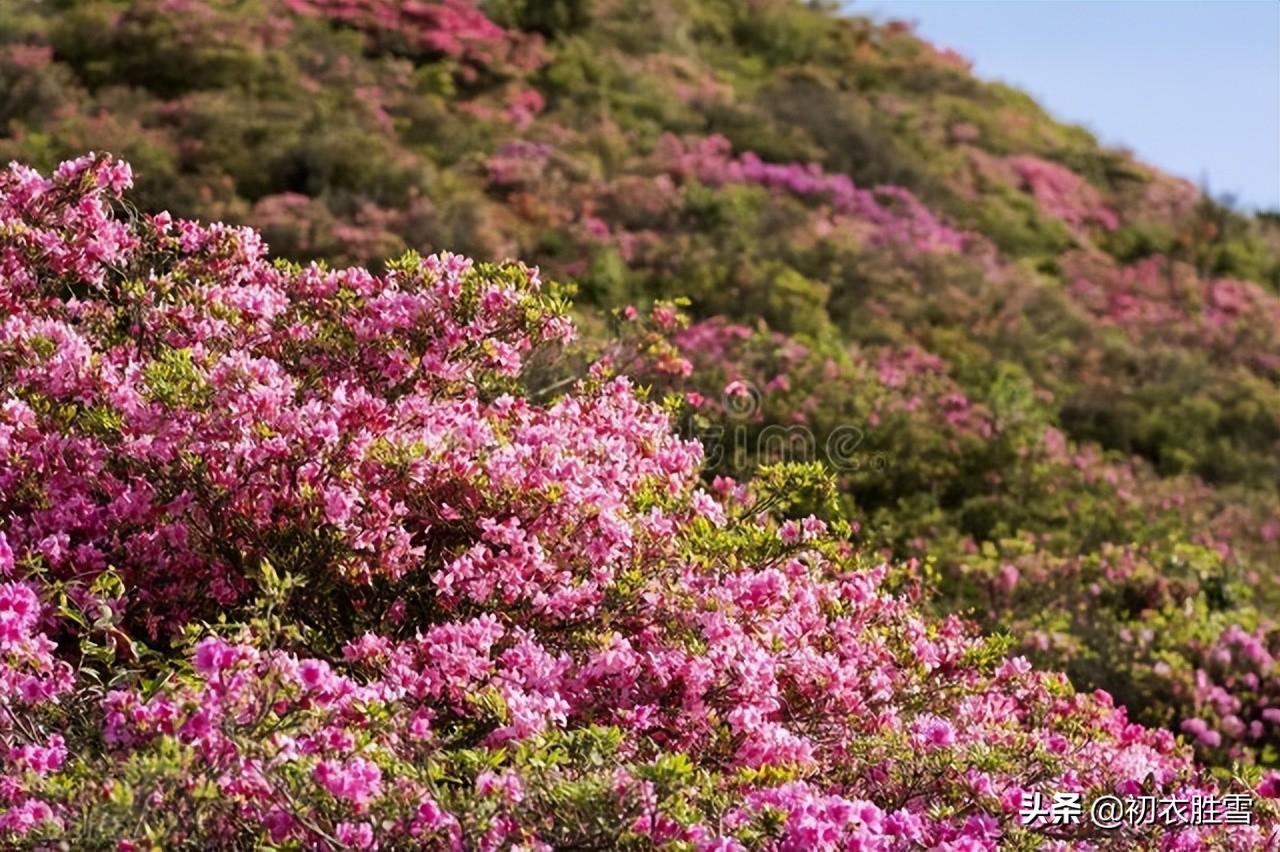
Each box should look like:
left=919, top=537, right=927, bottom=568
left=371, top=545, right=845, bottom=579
left=800, top=515, right=827, bottom=540
left=192, top=637, right=244, bottom=678
left=651, top=304, right=678, bottom=330
left=996, top=563, right=1019, bottom=592
left=0, top=533, right=13, bottom=577
left=335, top=821, right=375, bottom=849
left=475, top=770, right=524, bottom=804
left=298, top=659, right=332, bottom=692
left=314, top=757, right=383, bottom=807
left=1180, top=718, right=1222, bottom=749
left=1260, top=772, right=1280, bottom=798
left=915, top=716, right=957, bottom=750
left=324, top=486, right=359, bottom=527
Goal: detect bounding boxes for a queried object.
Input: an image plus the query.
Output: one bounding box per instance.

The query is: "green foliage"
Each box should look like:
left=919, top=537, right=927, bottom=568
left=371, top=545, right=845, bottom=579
left=485, top=0, right=593, bottom=38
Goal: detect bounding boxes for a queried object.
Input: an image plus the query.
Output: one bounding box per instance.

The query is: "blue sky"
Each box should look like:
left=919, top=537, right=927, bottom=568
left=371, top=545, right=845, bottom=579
left=853, top=0, right=1280, bottom=210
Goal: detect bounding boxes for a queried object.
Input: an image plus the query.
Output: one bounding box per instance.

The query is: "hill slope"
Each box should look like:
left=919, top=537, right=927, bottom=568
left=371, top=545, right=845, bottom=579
left=1, top=0, right=1280, bottom=845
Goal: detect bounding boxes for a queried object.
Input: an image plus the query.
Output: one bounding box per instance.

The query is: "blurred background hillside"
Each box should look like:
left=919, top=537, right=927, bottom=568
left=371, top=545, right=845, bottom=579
left=863, top=0, right=1280, bottom=210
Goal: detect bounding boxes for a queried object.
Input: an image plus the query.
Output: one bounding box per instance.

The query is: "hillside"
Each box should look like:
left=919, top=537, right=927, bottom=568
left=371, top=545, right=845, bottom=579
left=1, top=0, right=1280, bottom=847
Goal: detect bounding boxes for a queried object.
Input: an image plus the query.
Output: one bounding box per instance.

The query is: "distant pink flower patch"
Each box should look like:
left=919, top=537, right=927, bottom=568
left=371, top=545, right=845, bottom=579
left=1064, top=252, right=1280, bottom=372
left=1180, top=718, right=1222, bottom=749
left=656, top=134, right=971, bottom=253
left=2, top=44, right=53, bottom=71
left=1008, top=155, right=1119, bottom=233
left=506, top=88, right=545, bottom=127
left=486, top=141, right=552, bottom=188
left=283, top=0, right=543, bottom=69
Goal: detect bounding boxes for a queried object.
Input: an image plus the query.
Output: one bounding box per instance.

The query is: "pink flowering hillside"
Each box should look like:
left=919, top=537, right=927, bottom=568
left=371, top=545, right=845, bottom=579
left=3, top=0, right=1280, bottom=846
left=4, top=2, right=1280, bottom=768
left=2, top=154, right=1277, bottom=849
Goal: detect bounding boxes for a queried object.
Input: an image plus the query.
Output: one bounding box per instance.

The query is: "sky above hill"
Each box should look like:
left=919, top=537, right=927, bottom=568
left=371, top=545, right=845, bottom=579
left=857, top=0, right=1280, bottom=211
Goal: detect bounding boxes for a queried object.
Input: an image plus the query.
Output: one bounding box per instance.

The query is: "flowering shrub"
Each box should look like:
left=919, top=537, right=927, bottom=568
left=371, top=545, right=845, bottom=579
left=2, top=155, right=1277, bottom=848
left=601, top=297, right=1280, bottom=778
left=1064, top=252, right=1280, bottom=372
left=1174, top=623, right=1280, bottom=762
left=284, top=0, right=539, bottom=69
left=656, top=134, right=972, bottom=254
left=0, top=572, right=72, bottom=837
left=1008, top=155, right=1120, bottom=234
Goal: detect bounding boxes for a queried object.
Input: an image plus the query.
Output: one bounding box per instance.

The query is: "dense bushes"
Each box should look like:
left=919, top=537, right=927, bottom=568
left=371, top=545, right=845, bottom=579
left=1, top=0, right=1279, bottom=845
left=6, top=154, right=1277, bottom=848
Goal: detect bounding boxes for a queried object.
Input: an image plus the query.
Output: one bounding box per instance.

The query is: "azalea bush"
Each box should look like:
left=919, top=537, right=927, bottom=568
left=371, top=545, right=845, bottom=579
left=3, top=153, right=1278, bottom=849
left=594, top=295, right=1280, bottom=777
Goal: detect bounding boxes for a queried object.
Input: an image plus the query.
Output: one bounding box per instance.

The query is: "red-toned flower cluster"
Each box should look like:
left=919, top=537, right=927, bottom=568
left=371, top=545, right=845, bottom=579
left=284, top=0, right=518, bottom=65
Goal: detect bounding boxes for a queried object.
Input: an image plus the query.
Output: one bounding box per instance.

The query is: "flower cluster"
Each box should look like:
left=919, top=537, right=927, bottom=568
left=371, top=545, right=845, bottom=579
left=1, top=155, right=1275, bottom=847
left=617, top=289, right=1280, bottom=780
left=0, top=152, right=581, bottom=634
left=1065, top=252, right=1280, bottom=373
left=0, top=563, right=72, bottom=837
left=284, top=0, right=518, bottom=66
left=1008, top=155, right=1120, bottom=233
left=1167, top=623, right=1280, bottom=762
left=2, top=2, right=1279, bottom=844
left=657, top=134, right=971, bottom=253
